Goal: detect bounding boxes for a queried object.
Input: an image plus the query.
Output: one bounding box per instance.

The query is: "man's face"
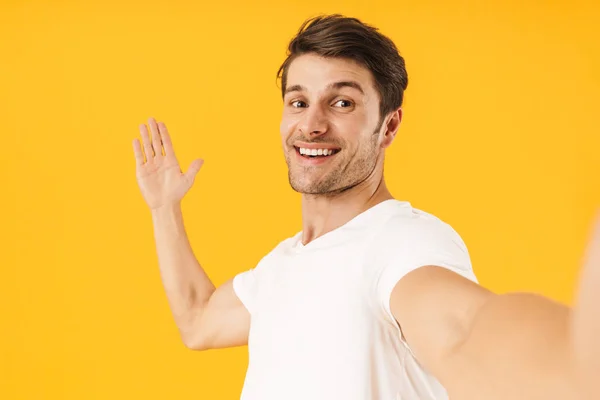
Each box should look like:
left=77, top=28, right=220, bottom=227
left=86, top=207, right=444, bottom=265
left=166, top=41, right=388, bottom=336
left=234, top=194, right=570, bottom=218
left=280, top=53, right=388, bottom=195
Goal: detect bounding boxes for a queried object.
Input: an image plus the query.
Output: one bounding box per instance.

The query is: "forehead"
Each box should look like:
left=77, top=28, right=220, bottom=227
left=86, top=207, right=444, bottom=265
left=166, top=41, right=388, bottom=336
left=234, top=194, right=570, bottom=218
left=285, top=53, right=377, bottom=96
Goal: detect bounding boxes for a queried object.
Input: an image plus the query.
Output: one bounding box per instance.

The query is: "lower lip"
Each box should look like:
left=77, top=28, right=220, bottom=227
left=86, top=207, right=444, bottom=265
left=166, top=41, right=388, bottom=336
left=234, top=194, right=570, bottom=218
left=294, top=148, right=338, bottom=165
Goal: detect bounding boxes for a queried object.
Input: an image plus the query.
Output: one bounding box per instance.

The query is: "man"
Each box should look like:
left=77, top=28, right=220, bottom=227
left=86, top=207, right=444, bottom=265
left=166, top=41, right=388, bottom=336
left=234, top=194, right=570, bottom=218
left=132, top=14, right=599, bottom=400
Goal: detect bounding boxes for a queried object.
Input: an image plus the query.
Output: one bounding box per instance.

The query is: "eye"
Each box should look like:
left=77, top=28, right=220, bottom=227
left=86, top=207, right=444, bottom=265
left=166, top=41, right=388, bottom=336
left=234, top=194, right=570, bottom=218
left=333, top=99, right=353, bottom=108
left=291, top=100, right=308, bottom=108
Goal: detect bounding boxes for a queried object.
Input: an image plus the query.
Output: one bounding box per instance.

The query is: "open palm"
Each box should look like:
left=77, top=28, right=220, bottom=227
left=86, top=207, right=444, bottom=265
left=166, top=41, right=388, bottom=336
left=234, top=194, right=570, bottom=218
left=132, top=118, right=203, bottom=210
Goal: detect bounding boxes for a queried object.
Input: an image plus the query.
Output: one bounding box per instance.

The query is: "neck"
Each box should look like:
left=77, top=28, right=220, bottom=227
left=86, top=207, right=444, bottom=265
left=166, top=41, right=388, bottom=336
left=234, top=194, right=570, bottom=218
left=300, top=174, right=393, bottom=245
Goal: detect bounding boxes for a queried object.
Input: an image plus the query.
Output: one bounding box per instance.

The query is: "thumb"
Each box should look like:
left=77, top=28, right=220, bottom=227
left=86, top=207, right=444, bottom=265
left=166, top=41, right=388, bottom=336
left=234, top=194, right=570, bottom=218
left=581, top=210, right=600, bottom=275
left=184, top=159, right=204, bottom=182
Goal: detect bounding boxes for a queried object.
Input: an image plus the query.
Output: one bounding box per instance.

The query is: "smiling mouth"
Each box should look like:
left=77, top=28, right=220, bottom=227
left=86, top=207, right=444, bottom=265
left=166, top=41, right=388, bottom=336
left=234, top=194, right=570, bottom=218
left=294, top=146, right=341, bottom=158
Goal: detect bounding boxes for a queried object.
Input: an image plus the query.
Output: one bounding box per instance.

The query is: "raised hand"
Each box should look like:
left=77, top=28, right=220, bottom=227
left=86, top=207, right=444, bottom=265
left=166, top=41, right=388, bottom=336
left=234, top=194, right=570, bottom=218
left=132, top=118, right=204, bottom=211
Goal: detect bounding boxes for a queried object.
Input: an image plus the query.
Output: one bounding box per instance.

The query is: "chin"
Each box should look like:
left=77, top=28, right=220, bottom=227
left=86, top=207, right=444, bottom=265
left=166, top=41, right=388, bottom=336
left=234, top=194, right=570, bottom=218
left=289, top=176, right=320, bottom=194
left=289, top=180, right=317, bottom=194
left=288, top=175, right=342, bottom=195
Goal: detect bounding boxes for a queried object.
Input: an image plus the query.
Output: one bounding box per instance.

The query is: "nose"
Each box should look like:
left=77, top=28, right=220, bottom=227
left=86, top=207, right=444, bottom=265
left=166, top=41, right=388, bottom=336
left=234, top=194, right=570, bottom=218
left=298, top=104, right=328, bottom=137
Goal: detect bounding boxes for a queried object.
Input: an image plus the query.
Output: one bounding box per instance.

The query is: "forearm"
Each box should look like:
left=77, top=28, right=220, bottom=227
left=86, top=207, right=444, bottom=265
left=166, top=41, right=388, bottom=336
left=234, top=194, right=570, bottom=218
left=446, top=292, right=578, bottom=400
left=151, top=204, right=216, bottom=336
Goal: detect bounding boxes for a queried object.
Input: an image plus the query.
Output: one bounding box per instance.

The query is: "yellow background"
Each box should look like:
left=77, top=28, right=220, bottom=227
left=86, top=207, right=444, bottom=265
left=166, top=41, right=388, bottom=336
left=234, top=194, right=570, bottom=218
left=1, top=0, right=598, bottom=398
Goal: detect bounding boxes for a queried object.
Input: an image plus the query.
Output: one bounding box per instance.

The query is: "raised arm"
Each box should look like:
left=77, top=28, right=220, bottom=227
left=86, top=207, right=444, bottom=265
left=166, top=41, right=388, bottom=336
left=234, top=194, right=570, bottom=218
left=133, top=118, right=249, bottom=350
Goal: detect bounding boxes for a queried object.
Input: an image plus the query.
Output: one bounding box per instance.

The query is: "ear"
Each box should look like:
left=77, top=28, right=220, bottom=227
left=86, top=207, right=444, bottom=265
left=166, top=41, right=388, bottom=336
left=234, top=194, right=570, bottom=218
left=380, top=108, right=403, bottom=149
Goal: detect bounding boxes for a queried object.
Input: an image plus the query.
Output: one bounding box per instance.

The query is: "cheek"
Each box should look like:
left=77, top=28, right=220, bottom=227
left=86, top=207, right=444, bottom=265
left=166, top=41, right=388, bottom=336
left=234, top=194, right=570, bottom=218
left=280, top=120, right=296, bottom=147
left=279, top=112, right=297, bottom=135
left=334, top=119, right=363, bottom=146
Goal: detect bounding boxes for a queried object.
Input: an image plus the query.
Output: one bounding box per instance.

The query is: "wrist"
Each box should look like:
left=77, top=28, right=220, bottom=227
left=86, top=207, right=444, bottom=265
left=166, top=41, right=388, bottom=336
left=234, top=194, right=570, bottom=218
left=150, top=203, right=183, bottom=219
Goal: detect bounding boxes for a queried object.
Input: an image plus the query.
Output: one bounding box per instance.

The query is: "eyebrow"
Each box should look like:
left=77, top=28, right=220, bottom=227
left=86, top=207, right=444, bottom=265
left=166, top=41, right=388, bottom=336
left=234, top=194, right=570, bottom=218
left=284, top=80, right=365, bottom=96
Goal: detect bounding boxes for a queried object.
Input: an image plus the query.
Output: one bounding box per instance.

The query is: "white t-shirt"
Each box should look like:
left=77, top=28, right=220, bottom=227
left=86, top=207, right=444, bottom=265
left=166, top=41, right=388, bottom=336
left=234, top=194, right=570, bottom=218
left=233, top=199, right=477, bottom=400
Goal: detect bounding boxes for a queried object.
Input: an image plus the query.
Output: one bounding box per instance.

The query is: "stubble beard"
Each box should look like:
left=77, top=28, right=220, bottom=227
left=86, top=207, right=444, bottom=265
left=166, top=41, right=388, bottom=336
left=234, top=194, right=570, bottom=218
left=286, top=132, right=380, bottom=196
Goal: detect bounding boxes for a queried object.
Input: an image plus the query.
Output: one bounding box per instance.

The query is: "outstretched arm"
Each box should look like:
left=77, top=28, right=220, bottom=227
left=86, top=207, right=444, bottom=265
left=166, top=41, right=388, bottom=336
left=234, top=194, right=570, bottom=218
left=390, top=214, right=600, bottom=400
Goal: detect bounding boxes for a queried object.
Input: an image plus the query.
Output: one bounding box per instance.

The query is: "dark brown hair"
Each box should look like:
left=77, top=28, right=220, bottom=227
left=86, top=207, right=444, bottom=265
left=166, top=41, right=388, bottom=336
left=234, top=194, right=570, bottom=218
left=277, top=14, right=409, bottom=121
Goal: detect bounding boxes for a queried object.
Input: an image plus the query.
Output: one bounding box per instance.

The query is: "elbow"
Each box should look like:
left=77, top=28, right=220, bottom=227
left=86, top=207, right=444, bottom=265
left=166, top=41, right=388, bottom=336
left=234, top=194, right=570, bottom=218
left=177, top=311, right=210, bottom=351
left=179, top=325, right=212, bottom=351
left=181, top=334, right=208, bottom=351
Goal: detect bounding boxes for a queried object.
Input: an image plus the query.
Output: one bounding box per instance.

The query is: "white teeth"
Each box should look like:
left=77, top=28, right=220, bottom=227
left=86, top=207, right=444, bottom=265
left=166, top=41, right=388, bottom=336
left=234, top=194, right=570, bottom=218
left=298, top=148, right=335, bottom=156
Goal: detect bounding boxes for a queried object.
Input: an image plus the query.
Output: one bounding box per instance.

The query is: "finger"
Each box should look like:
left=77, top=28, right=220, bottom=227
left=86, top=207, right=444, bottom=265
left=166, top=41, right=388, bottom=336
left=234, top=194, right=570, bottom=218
left=184, top=159, right=204, bottom=182
left=148, top=117, right=163, bottom=157
left=132, top=138, right=145, bottom=166
left=139, top=124, right=154, bottom=160
left=157, top=121, right=175, bottom=158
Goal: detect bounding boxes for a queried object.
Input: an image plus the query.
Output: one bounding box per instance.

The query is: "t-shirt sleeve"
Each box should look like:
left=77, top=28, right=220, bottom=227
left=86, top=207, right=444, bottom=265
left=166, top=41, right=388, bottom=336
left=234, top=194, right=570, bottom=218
left=232, top=268, right=259, bottom=314
left=231, top=238, right=291, bottom=315
left=375, top=218, right=478, bottom=325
